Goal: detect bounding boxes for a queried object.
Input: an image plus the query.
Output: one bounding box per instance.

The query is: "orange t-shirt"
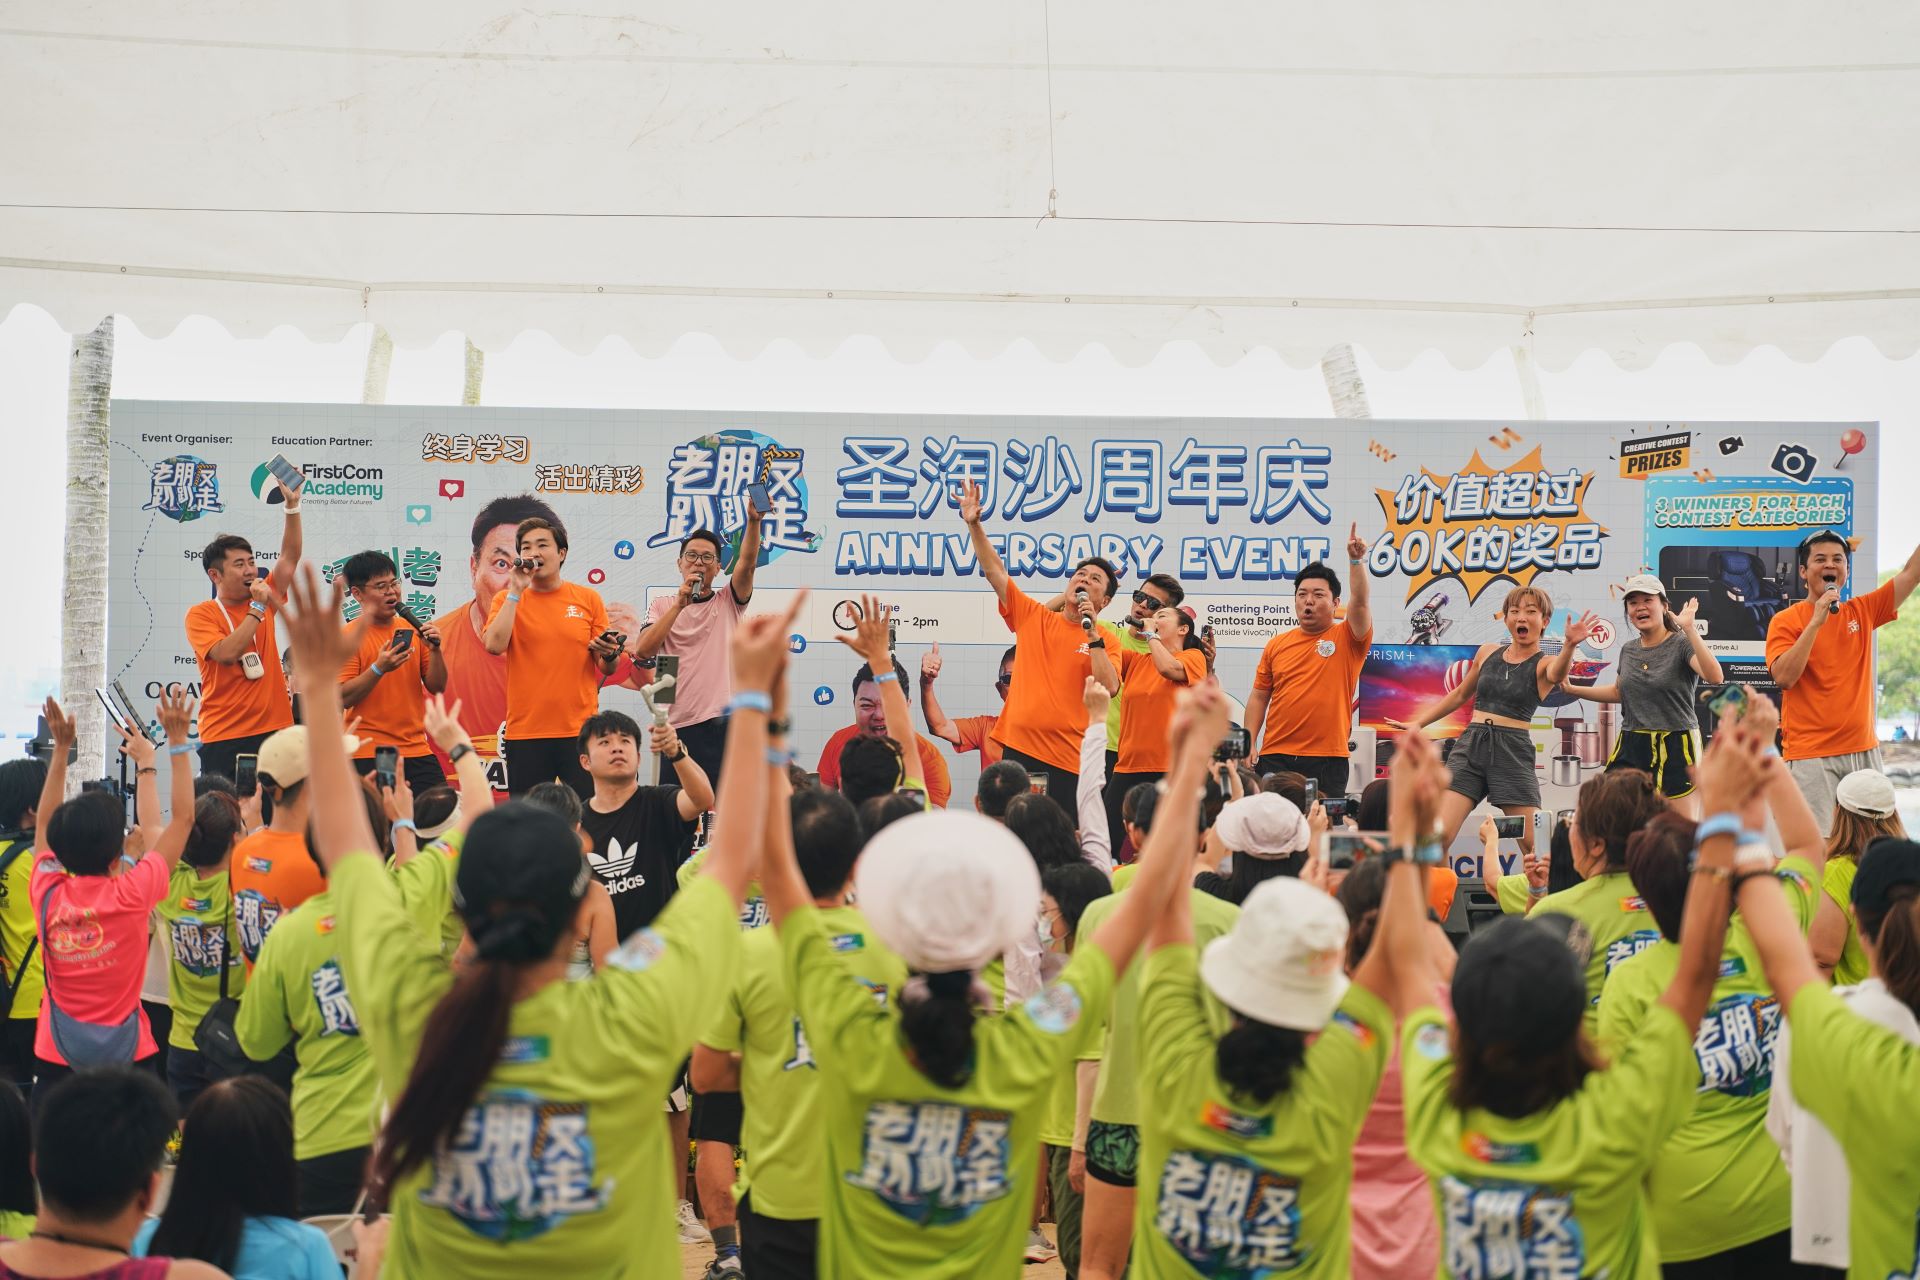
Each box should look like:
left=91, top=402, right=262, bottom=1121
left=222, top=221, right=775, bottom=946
left=1765, top=580, right=1896, bottom=760
left=989, top=584, right=1121, bottom=773
left=813, top=724, right=954, bottom=809
left=338, top=616, right=431, bottom=756
left=186, top=598, right=295, bottom=744
left=1116, top=646, right=1209, bottom=772
left=952, top=715, right=1004, bottom=768
left=483, top=582, right=611, bottom=741
left=228, top=828, right=325, bottom=966
left=431, top=603, right=508, bottom=788
left=1250, top=620, right=1372, bottom=758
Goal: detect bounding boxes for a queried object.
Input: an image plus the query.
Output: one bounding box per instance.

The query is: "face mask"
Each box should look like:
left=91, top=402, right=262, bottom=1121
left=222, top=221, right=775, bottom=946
left=1036, top=914, right=1061, bottom=953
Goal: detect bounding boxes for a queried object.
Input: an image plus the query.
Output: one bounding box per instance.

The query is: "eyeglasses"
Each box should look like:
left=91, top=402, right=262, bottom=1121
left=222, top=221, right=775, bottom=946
left=1131, top=591, right=1169, bottom=609
left=681, top=552, right=719, bottom=566
left=994, top=673, right=1013, bottom=688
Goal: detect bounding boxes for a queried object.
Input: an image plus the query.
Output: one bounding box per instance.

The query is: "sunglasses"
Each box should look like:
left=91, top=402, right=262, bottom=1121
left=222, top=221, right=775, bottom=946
left=1131, top=591, right=1169, bottom=609
left=995, top=672, right=1013, bottom=688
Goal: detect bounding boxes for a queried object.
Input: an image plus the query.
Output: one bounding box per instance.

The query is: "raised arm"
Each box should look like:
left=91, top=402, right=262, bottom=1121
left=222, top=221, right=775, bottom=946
left=1654, top=724, right=1766, bottom=1027
left=957, top=479, right=1011, bottom=604
left=1735, top=860, right=1826, bottom=1010
left=1670, top=599, right=1724, bottom=684
left=1143, top=630, right=1191, bottom=682
left=655, top=721, right=716, bottom=819
left=702, top=592, right=808, bottom=907
left=1379, top=726, right=1449, bottom=1015
left=480, top=559, right=534, bottom=655
left=917, top=645, right=964, bottom=747
left=422, top=694, right=493, bottom=841
left=1090, top=681, right=1227, bottom=975
left=1344, top=524, right=1373, bottom=639
left=730, top=502, right=764, bottom=603
left=279, top=569, right=379, bottom=875
left=109, top=715, right=163, bottom=852
left=269, top=478, right=304, bottom=580
left=1893, top=539, right=1920, bottom=607
left=1742, top=693, right=1824, bottom=876
left=1538, top=611, right=1597, bottom=695
left=762, top=684, right=810, bottom=927
left=148, top=691, right=198, bottom=869
left=32, top=699, right=75, bottom=851
left=1077, top=679, right=1112, bottom=872
left=836, top=596, right=924, bottom=794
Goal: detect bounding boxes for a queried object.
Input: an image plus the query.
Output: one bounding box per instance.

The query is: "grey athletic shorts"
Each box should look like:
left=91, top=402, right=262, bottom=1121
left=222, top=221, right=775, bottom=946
left=1446, top=722, right=1541, bottom=808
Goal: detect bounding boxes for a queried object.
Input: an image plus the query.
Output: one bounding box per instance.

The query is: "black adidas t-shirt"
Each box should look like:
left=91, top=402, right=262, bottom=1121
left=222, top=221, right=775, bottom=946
left=579, top=785, right=698, bottom=940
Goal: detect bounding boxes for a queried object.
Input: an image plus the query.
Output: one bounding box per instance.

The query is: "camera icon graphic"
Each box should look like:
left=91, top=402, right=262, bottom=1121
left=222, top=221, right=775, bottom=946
left=1769, top=443, right=1817, bottom=484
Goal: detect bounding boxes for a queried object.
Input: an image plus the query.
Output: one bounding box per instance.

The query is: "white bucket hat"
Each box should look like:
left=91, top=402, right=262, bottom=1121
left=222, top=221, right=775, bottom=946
left=1836, top=769, right=1898, bottom=820
left=1200, top=877, right=1350, bottom=1030
left=1213, top=794, right=1311, bottom=859
left=854, top=811, right=1041, bottom=973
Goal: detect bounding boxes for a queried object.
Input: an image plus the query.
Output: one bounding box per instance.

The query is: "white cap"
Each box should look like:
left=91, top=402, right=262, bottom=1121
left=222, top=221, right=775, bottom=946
left=1201, top=877, right=1351, bottom=1031
left=1836, top=769, right=1898, bottom=820
left=1621, top=574, right=1667, bottom=600
left=854, top=811, right=1041, bottom=973
left=1213, top=794, right=1311, bottom=860
left=256, top=725, right=362, bottom=788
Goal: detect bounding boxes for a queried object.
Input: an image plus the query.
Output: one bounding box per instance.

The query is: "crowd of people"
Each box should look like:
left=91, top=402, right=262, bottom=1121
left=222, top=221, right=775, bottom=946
left=0, top=477, right=1918, bottom=1280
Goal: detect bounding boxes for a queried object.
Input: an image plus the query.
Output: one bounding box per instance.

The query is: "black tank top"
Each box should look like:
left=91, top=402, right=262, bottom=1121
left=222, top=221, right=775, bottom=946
left=1474, top=646, right=1544, bottom=721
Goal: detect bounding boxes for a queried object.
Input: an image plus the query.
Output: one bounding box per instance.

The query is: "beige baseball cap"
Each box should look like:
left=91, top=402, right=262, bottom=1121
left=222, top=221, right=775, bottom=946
left=256, top=725, right=362, bottom=788
left=1836, top=769, right=1898, bottom=820
left=854, top=811, right=1041, bottom=974
left=1201, top=877, right=1351, bottom=1030
left=1621, top=574, right=1668, bottom=599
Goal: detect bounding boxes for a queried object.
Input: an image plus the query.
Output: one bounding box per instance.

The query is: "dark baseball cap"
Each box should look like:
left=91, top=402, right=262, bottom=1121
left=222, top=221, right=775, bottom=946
left=1452, top=914, right=1592, bottom=1055
left=1853, top=837, right=1920, bottom=920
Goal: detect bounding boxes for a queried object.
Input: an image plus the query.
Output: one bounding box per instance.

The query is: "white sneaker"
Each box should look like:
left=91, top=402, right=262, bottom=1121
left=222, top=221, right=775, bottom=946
left=703, top=1257, right=744, bottom=1279
left=677, top=1199, right=712, bottom=1244
left=1024, top=1227, right=1058, bottom=1263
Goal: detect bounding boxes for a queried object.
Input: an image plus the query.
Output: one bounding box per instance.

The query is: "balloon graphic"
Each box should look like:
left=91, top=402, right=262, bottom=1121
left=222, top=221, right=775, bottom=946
left=1834, top=428, right=1867, bottom=470
left=1444, top=659, right=1473, bottom=693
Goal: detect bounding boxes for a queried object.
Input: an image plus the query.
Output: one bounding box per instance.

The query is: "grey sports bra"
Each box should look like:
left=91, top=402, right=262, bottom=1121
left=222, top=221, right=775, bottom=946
left=1474, top=646, right=1544, bottom=721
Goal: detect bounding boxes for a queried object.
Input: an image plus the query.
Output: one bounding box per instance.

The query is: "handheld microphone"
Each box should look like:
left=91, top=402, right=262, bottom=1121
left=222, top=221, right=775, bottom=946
left=1825, top=574, right=1840, bottom=615
left=1075, top=588, right=1095, bottom=636
left=687, top=574, right=713, bottom=604
left=394, top=603, right=440, bottom=647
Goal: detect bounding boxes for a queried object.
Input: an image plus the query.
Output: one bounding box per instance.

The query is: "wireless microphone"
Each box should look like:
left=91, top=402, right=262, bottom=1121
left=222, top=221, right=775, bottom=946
left=394, top=603, right=440, bottom=647
left=1075, top=588, right=1095, bottom=636
left=1825, top=573, right=1840, bottom=615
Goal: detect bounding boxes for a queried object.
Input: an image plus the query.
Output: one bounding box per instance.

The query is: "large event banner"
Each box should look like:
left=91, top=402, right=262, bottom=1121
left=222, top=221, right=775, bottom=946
left=110, top=405, right=1877, bottom=853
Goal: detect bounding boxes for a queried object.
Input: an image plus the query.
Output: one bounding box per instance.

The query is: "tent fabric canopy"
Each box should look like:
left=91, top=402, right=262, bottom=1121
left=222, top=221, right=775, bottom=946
left=6, top=2, right=1919, bottom=368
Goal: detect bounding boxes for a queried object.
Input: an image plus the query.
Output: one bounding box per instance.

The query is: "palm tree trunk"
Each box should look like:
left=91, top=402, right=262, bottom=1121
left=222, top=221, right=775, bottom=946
left=1320, top=343, right=1372, bottom=419
left=362, top=326, right=393, bottom=404
left=63, top=317, right=114, bottom=789
left=462, top=338, right=484, bottom=406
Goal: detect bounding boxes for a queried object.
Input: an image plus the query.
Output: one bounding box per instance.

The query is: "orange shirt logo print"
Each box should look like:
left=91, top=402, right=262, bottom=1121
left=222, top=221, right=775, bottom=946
left=565, top=605, right=588, bottom=621
left=1316, top=638, right=1336, bottom=658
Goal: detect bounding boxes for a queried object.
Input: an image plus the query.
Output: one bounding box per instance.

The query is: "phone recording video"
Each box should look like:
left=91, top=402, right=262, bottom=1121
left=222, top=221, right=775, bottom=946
left=234, top=753, right=258, bottom=797
left=1325, top=830, right=1390, bottom=871
left=374, top=746, right=399, bottom=792
left=1493, top=814, right=1527, bottom=839
left=1214, top=724, right=1251, bottom=762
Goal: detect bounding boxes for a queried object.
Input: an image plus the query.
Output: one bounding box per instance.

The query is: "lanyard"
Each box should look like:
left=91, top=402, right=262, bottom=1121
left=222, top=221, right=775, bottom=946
left=217, top=599, right=262, bottom=655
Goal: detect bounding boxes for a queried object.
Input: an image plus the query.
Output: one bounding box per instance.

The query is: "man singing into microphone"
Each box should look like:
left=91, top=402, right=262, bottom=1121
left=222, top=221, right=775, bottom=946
left=1766, top=528, right=1920, bottom=832
left=957, top=478, right=1120, bottom=806
left=483, top=515, right=621, bottom=796
left=338, top=550, right=449, bottom=792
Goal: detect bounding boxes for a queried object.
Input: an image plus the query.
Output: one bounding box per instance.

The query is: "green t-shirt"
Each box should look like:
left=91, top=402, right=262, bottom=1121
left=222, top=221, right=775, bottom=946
left=701, top=904, right=906, bottom=1220
left=333, top=852, right=741, bottom=1278
left=154, top=862, right=249, bottom=1049
left=1402, top=1000, right=1696, bottom=1280
left=677, top=846, right=767, bottom=930
left=1823, top=857, right=1869, bottom=987
left=1110, top=863, right=1140, bottom=893
left=1533, top=870, right=1663, bottom=1039
left=1103, top=620, right=1153, bottom=745
left=0, top=837, right=45, bottom=1023
left=1594, top=856, right=1818, bottom=1260
left=781, top=904, right=1116, bottom=1278
left=389, top=833, right=466, bottom=958
left=1132, top=945, right=1391, bottom=1279
left=1788, top=982, right=1920, bottom=1280
left=1078, top=889, right=1239, bottom=1126
left=235, top=889, right=378, bottom=1159
left=1495, top=872, right=1533, bottom=916
left=1038, top=1036, right=1079, bottom=1149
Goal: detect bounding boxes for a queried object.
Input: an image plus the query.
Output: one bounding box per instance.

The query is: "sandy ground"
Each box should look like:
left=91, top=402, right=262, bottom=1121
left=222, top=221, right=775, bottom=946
left=676, top=1228, right=1068, bottom=1278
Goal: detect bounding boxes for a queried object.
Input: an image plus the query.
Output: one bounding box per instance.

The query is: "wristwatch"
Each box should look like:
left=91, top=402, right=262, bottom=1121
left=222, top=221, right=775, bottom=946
left=664, top=747, right=688, bottom=764
left=447, top=743, right=474, bottom=765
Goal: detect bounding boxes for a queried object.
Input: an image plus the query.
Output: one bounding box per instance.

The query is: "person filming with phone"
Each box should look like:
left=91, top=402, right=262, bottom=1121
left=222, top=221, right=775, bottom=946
left=1766, top=528, right=1920, bottom=831
left=634, top=501, right=767, bottom=786
left=338, top=550, right=449, bottom=794
left=185, top=467, right=304, bottom=783
left=482, top=515, right=620, bottom=797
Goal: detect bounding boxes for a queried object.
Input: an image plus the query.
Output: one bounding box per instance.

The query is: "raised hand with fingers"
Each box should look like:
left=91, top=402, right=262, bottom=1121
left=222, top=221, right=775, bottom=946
left=1082, top=673, right=1111, bottom=726
left=281, top=566, right=364, bottom=678
left=834, top=594, right=894, bottom=669
left=156, top=689, right=196, bottom=745
left=43, top=696, right=75, bottom=750
left=1565, top=610, right=1601, bottom=648
left=955, top=478, right=984, bottom=526
left=920, top=642, right=942, bottom=683
left=110, top=714, right=158, bottom=770
left=1347, top=521, right=1368, bottom=562
left=423, top=693, right=470, bottom=753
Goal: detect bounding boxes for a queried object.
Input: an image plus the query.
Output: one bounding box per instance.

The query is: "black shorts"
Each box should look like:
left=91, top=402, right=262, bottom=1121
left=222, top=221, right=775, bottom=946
left=1445, top=723, right=1541, bottom=808
left=502, top=736, right=591, bottom=799
left=739, top=1192, right=818, bottom=1280
left=1085, top=1119, right=1140, bottom=1188
left=1607, top=729, right=1696, bottom=798
left=691, top=1087, right=744, bottom=1145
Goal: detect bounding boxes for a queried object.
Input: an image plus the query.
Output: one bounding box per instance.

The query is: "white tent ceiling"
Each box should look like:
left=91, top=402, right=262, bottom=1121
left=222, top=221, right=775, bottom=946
left=5, top=2, right=1919, bottom=368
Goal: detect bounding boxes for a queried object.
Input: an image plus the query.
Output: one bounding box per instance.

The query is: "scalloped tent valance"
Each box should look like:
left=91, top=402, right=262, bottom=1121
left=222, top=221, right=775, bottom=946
left=5, top=1, right=1918, bottom=370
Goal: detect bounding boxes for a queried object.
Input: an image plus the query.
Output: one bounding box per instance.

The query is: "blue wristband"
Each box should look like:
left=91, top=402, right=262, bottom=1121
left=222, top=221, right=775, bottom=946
left=391, top=818, right=417, bottom=835
left=167, top=742, right=197, bottom=757
left=368, top=662, right=384, bottom=677
left=873, top=671, right=900, bottom=686
left=506, top=592, right=522, bottom=603
left=1695, top=813, right=1742, bottom=845
left=766, top=747, right=794, bottom=767
left=730, top=691, right=773, bottom=715
left=1411, top=837, right=1445, bottom=867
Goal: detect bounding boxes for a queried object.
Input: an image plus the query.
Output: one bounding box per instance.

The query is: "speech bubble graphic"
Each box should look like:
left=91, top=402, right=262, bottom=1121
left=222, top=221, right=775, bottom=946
left=439, top=478, right=466, bottom=500
left=587, top=568, right=606, bottom=584
left=405, top=504, right=432, bottom=525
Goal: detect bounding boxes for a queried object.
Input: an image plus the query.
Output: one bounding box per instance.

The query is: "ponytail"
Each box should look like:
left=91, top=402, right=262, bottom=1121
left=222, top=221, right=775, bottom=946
left=183, top=792, right=243, bottom=869
left=1864, top=887, right=1920, bottom=1017
left=900, top=971, right=978, bottom=1089
left=1215, top=1019, right=1308, bottom=1104
left=371, top=906, right=555, bottom=1192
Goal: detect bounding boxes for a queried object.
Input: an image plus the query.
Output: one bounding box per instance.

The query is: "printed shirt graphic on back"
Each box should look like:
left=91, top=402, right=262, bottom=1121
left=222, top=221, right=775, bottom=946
left=227, top=829, right=325, bottom=967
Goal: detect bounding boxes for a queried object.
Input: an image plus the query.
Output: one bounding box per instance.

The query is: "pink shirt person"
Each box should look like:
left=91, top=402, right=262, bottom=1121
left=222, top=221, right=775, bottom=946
left=645, top=581, right=747, bottom=728
left=30, top=851, right=169, bottom=1064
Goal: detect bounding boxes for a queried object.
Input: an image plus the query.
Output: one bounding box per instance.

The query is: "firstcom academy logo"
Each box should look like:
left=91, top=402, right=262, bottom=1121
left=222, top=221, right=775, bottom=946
left=252, top=461, right=384, bottom=506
